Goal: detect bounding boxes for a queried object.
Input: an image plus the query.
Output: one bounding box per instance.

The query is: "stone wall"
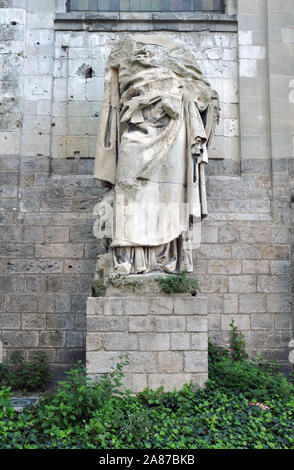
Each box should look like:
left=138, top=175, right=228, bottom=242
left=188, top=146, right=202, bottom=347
left=86, top=295, right=208, bottom=392
left=0, top=0, right=293, bottom=378
left=0, top=0, right=101, bottom=378
left=199, top=1, right=294, bottom=372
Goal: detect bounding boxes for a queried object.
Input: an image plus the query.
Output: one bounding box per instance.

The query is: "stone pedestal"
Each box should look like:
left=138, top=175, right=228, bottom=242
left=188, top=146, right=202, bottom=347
left=86, top=294, right=208, bottom=393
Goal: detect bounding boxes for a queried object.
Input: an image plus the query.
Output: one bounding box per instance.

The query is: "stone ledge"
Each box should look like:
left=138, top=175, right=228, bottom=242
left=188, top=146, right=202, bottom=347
left=54, top=12, right=237, bottom=32
left=92, top=272, right=200, bottom=297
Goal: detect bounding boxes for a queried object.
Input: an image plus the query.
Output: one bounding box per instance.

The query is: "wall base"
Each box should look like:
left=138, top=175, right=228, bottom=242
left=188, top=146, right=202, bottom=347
left=86, top=295, right=208, bottom=392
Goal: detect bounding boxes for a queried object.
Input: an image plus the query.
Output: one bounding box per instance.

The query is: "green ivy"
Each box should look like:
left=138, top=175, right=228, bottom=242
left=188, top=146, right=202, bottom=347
left=0, top=351, right=52, bottom=392
left=207, top=321, right=293, bottom=402
left=229, top=319, right=249, bottom=361
left=156, top=271, right=199, bottom=295
left=0, top=348, right=293, bottom=449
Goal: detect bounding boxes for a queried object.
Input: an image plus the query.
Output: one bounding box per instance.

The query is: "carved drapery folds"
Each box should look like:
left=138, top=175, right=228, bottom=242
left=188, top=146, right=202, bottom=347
left=93, top=34, right=220, bottom=277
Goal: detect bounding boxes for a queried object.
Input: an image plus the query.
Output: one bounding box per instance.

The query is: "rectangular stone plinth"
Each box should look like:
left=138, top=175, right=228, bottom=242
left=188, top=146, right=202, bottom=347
left=86, top=295, right=208, bottom=393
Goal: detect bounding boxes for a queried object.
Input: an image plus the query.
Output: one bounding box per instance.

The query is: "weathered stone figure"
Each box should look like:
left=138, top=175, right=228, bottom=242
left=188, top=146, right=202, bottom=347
left=94, top=34, right=219, bottom=276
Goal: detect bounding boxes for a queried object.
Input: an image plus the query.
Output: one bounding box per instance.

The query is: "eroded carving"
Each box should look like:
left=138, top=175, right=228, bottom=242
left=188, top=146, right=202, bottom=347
left=93, top=34, right=219, bottom=277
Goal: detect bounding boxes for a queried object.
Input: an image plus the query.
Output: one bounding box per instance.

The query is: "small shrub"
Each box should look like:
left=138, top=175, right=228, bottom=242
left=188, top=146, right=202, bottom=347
left=208, top=352, right=293, bottom=401
left=208, top=321, right=294, bottom=402
left=229, top=319, right=248, bottom=361
left=156, top=271, right=199, bottom=295
left=0, top=334, right=293, bottom=449
left=0, top=352, right=293, bottom=449
left=35, top=356, right=130, bottom=430
left=0, top=351, right=52, bottom=392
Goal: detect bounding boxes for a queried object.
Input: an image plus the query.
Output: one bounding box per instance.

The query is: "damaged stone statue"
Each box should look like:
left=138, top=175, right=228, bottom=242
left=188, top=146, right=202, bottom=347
left=93, top=34, right=219, bottom=278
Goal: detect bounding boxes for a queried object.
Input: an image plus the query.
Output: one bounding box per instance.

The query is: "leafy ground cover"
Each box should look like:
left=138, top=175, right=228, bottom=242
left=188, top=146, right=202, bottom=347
left=0, top=351, right=52, bottom=393
left=0, top=323, right=293, bottom=449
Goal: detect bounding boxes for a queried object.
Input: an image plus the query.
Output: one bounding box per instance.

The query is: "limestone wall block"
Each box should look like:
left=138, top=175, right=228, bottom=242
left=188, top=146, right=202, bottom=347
left=186, top=317, right=208, bottom=332
left=156, top=316, right=185, bottom=333
left=149, top=297, right=173, bottom=315
left=190, top=333, right=207, bottom=350
left=86, top=295, right=208, bottom=391
left=170, top=333, right=190, bottom=350
left=184, top=351, right=208, bottom=373
left=102, top=332, right=139, bottom=351
left=129, top=316, right=156, bottom=333
left=139, top=333, right=170, bottom=351
left=158, top=351, right=184, bottom=374
left=87, top=315, right=128, bottom=332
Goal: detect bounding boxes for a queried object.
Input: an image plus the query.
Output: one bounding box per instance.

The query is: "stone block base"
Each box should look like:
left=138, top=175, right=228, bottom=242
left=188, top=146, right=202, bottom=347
left=86, top=295, right=208, bottom=393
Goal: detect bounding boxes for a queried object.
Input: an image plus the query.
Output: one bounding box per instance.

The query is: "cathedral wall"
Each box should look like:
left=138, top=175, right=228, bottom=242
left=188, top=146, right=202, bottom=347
left=0, top=0, right=293, bottom=377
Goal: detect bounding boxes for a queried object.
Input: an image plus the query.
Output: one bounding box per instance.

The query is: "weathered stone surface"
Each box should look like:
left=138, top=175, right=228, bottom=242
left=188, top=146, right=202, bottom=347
left=158, top=351, right=183, bottom=373
left=123, top=298, right=150, bottom=315
left=221, top=314, right=250, bottom=330
left=261, top=245, right=290, bottom=260
left=66, top=331, right=84, bottom=348
left=197, top=245, right=231, bottom=259
left=243, top=260, right=269, bottom=274
left=232, top=245, right=261, bottom=259
left=251, top=314, right=274, bottom=330
left=170, top=333, right=190, bottom=350
left=0, top=313, right=21, bottom=329
left=129, top=316, right=156, bottom=332
left=149, top=297, right=173, bottom=315
left=39, top=331, right=66, bottom=347
left=25, top=275, right=47, bottom=293
left=258, top=276, right=292, bottom=293
left=208, top=313, right=221, bottom=330
left=156, top=316, right=186, bottom=332
left=92, top=35, right=219, bottom=277
left=86, top=295, right=208, bottom=391
left=0, top=275, right=24, bottom=292
left=86, top=332, right=101, bottom=351
left=1, top=331, right=39, bottom=348
left=87, top=316, right=127, bottom=332
left=102, top=333, right=138, bottom=351
left=190, top=333, right=207, bottom=350
left=35, top=243, right=84, bottom=259
left=102, top=297, right=123, bottom=316
left=87, top=351, right=125, bottom=374
left=267, top=294, right=293, bottom=313
left=0, top=4, right=293, bottom=378
left=139, top=333, right=170, bottom=351
left=270, top=261, right=292, bottom=275
left=223, top=293, right=238, bottom=313
left=207, top=259, right=241, bottom=274
left=47, top=314, right=75, bottom=330
left=199, top=275, right=228, bottom=293
left=93, top=274, right=167, bottom=297
left=124, top=352, right=158, bottom=374
left=173, top=296, right=207, bottom=315
left=55, top=293, right=71, bottom=313
left=6, top=294, right=38, bottom=313
left=239, top=294, right=266, bottom=313
left=186, top=317, right=208, bottom=332
left=184, top=351, right=208, bottom=373
left=229, top=276, right=257, bottom=293
left=22, top=314, right=46, bottom=330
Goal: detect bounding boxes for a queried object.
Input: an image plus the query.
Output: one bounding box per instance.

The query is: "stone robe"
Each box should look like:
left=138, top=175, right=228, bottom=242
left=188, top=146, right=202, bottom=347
left=94, top=34, right=219, bottom=275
